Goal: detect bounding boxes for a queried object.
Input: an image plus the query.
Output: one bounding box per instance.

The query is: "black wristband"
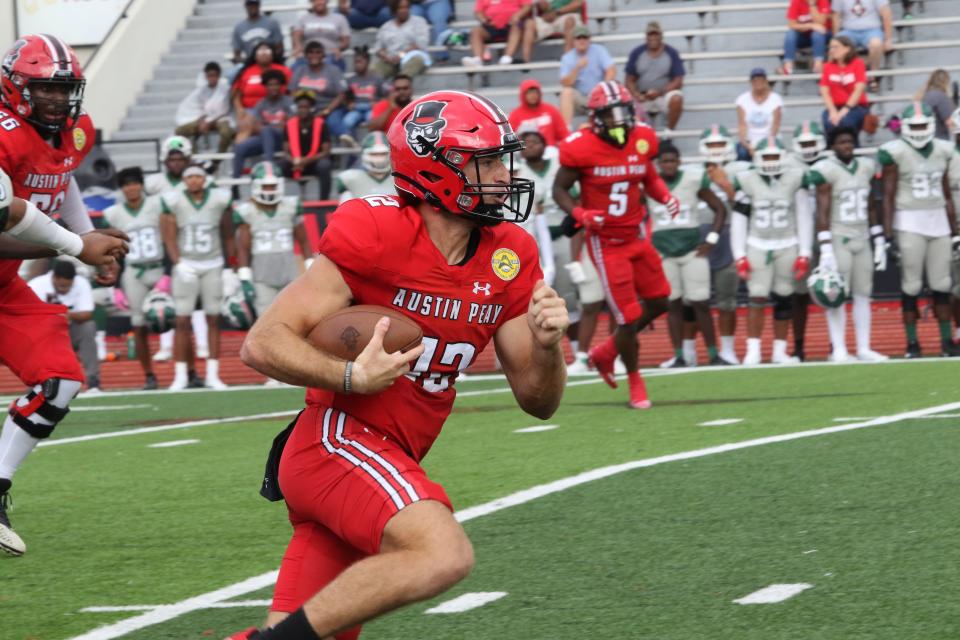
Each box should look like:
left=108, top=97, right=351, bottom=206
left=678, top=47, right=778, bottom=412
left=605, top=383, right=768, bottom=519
left=257, top=609, right=320, bottom=640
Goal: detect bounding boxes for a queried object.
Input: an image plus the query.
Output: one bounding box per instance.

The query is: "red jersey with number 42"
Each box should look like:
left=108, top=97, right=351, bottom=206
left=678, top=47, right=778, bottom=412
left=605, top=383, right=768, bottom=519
left=558, top=124, right=662, bottom=239
left=307, top=195, right=542, bottom=461
left=0, top=109, right=95, bottom=283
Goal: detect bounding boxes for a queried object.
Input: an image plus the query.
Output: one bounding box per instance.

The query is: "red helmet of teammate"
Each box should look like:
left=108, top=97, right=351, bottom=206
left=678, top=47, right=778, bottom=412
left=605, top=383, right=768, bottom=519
left=587, top=80, right=635, bottom=147
left=388, top=90, right=534, bottom=224
left=1, top=34, right=86, bottom=133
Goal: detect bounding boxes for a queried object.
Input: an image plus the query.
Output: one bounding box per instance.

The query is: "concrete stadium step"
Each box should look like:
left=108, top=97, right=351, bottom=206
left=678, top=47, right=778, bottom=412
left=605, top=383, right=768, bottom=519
left=112, top=128, right=176, bottom=142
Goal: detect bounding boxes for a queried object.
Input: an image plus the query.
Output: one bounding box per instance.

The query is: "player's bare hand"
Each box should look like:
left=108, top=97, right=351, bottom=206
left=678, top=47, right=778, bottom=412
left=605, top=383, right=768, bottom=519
left=527, top=280, right=569, bottom=349
left=351, top=317, right=426, bottom=394
left=77, top=232, right=128, bottom=266
left=94, top=260, right=120, bottom=286
left=695, top=241, right=714, bottom=257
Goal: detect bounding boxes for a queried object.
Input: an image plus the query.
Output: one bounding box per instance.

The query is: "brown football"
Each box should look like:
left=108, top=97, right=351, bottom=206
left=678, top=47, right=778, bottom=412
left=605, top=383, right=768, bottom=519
left=308, top=305, right=423, bottom=361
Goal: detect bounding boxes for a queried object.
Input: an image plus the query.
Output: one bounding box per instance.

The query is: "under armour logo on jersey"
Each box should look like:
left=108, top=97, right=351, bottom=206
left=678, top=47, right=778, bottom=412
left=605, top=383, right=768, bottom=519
left=472, top=281, right=491, bottom=296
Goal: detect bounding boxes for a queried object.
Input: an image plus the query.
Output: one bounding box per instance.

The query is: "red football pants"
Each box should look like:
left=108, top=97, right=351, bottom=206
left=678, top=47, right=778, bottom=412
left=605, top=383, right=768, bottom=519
left=585, top=234, right=671, bottom=325
left=272, top=405, right=453, bottom=638
left=0, top=277, right=84, bottom=385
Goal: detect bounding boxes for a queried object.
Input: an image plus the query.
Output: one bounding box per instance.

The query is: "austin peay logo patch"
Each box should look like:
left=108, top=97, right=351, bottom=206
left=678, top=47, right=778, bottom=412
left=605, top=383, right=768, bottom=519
left=404, top=101, right=447, bottom=157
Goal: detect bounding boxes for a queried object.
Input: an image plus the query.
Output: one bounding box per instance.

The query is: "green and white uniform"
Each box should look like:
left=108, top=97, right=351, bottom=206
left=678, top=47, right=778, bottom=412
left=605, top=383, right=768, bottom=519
left=734, top=167, right=810, bottom=298
left=808, top=155, right=877, bottom=298
left=878, top=138, right=954, bottom=295
left=335, top=169, right=397, bottom=202
left=700, top=159, right=750, bottom=311
left=233, top=196, right=303, bottom=315
left=104, top=195, right=166, bottom=326
left=949, top=146, right=960, bottom=298
left=786, top=152, right=827, bottom=295
left=651, top=165, right=711, bottom=302
left=145, top=171, right=214, bottom=197
left=161, top=187, right=232, bottom=316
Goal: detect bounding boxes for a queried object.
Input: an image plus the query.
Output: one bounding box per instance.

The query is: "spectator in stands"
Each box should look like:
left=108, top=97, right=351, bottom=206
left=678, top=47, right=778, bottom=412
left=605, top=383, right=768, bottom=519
left=290, top=40, right=350, bottom=143
left=369, top=73, right=414, bottom=131
left=340, top=47, right=386, bottom=145
left=462, top=0, right=529, bottom=67
left=558, top=26, right=615, bottom=124
left=832, top=0, right=892, bottom=92
left=283, top=89, right=333, bottom=199
left=735, top=67, right=783, bottom=160
left=916, top=69, right=956, bottom=141
left=624, top=21, right=685, bottom=134
left=819, top=35, right=869, bottom=141
left=232, top=0, right=284, bottom=68
left=371, top=0, right=433, bottom=80
left=28, top=261, right=100, bottom=392
left=232, top=42, right=293, bottom=142
left=175, top=62, right=235, bottom=155
left=233, top=70, right=294, bottom=179
left=342, top=0, right=392, bottom=30
left=509, top=78, right=569, bottom=147
left=410, top=0, right=454, bottom=50
left=291, top=0, right=351, bottom=72
left=519, top=0, right=583, bottom=64
left=780, top=0, right=832, bottom=75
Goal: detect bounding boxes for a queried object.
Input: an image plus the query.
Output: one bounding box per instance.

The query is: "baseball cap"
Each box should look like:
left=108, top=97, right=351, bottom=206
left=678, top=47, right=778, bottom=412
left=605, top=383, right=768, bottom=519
left=572, top=25, right=591, bottom=39
left=646, top=21, right=662, bottom=34
left=244, top=0, right=260, bottom=5
left=749, top=67, right=768, bottom=79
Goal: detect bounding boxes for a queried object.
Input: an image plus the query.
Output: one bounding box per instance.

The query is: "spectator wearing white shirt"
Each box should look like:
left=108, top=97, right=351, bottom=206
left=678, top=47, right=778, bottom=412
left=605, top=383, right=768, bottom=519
left=28, top=261, right=100, bottom=392
left=734, top=67, right=784, bottom=160
left=175, top=62, right=235, bottom=155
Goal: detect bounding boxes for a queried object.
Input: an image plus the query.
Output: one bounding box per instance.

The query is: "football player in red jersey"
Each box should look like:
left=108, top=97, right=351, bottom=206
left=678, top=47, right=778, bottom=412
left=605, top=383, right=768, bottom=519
left=553, top=80, right=679, bottom=409
left=230, top=91, right=568, bottom=640
left=0, top=35, right=128, bottom=556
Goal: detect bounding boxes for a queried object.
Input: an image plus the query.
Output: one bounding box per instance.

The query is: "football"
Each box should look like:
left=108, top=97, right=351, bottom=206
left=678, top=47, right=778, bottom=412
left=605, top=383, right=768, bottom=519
left=308, top=305, right=423, bottom=361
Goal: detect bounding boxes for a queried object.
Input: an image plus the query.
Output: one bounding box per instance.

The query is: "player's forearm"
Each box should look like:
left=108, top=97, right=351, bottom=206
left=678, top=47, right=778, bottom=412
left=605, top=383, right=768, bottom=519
left=3, top=198, right=84, bottom=256
left=241, top=320, right=348, bottom=389
left=0, top=235, right=57, bottom=259
left=512, top=344, right=566, bottom=420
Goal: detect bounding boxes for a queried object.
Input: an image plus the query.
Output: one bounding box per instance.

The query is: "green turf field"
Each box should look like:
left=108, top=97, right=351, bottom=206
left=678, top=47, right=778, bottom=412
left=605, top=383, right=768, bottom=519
left=3, top=360, right=960, bottom=640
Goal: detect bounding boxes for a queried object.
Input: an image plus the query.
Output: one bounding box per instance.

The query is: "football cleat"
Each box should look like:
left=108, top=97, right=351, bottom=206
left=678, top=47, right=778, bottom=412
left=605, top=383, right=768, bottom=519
left=828, top=350, right=852, bottom=363
left=742, top=349, right=762, bottom=366
left=658, top=356, right=677, bottom=369
left=708, top=355, right=731, bottom=366
left=668, top=357, right=687, bottom=368
left=227, top=627, right=260, bottom=639
left=143, top=373, right=158, bottom=390
left=904, top=342, right=923, bottom=359
left=856, top=349, right=889, bottom=362
left=566, top=353, right=593, bottom=375
left=588, top=344, right=618, bottom=389
left=168, top=377, right=188, bottom=391
left=772, top=352, right=800, bottom=365
left=152, top=348, right=172, bottom=362
left=628, top=373, right=652, bottom=410
left=205, top=376, right=228, bottom=391
left=941, top=341, right=960, bottom=358
left=0, top=491, right=25, bottom=556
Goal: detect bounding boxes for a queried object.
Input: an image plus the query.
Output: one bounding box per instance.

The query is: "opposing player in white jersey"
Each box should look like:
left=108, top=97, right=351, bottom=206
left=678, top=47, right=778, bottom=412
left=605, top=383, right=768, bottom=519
left=731, top=137, right=814, bottom=365
left=786, top=120, right=829, bottom=361
left=879, top=103, right=960, bottom=358
left=808, top=127, right=887, bottom=362
left=103, top=168, right=168, bottom=388
left=160, top=165, right=236, bottom=389
left=650, top=143, right=727, bottom=367
left=234, top=162, right=312, bottom=317
left=949, top=108, right=960, bottom=342
left=513, top=129, right=556, bottom=287
left=336, top=132, right=398, bottom=202
left=698, top=125, right=749, bottom=364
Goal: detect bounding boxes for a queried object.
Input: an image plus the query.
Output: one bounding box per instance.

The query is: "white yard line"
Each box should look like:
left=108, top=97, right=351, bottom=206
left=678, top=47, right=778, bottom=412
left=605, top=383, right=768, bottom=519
left=833, top=417, right=877, bottom=422
left=425, top=592, right=509, bottom=614
left=146, top=439, right=200, bottom=449
left=513, top=425, right=559, bottom=433
left=698, top=419, right=743, bottom=427
left=69, top=404, right=155, bottom=412
left=67, top=399, right=960, bottom=640
left=81, top=600, right=272, bottom=614
left=733, top=583, right=813, bottom=604
left=915, top=413, right=960, bottom=419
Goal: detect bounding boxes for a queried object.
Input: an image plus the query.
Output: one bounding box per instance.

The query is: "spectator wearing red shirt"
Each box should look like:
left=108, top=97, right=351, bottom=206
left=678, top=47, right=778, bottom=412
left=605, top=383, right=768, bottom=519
left=368, top=74, right=414, bottom=132
left=462, top=0, right=530, bottom=67
left=781, top=0, right=832, bottom=75
left=819, top=35, right=869, bottom=142
left=508, top=78, right=569, bottom=147
left=232, top=42, right=292, bottom=141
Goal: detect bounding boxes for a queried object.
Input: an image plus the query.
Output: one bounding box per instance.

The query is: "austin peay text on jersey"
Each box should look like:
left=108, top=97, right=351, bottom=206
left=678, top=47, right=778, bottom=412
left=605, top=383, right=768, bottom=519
left=391, top=287, right=505, bottom=326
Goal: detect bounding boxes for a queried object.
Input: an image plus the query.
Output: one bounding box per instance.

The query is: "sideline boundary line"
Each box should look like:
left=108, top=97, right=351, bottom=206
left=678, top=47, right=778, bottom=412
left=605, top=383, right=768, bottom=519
left=66, top=399, right=960, bottom=640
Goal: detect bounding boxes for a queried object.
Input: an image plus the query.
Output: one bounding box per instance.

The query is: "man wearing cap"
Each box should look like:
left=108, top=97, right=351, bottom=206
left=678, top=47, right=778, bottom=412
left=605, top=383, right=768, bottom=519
left=232, top=0, right=284, bottom=64
left=509, top=78, right=569, bottom=148
left=624, top=21, right=685, bottom=134
left=558, top=26, right=616, bottom=124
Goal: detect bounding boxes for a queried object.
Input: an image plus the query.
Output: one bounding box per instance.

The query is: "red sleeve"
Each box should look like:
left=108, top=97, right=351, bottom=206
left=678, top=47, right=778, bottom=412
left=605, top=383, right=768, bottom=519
left=643, top=160, right=671, bottom=204
left=317, top=199, right=383, bottom=294
left=557, top=136, right=583, bottom=170
left=501, top=229, right=544, bottom=323
left=786, top=0, right=803, bottom=20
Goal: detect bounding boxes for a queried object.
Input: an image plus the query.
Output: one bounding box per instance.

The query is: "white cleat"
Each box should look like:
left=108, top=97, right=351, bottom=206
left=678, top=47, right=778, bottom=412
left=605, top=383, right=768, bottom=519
left=719, top=352, right=740, bottom=365
left=856, top=349, right=889, bottom=362
left=827, top=350, right=852, bottom=363
left=614, top=357, right=627, bottom=375
left=168, top=377, right=188, bottom=391
left=566, top=357, right=593, bottom=375
left=205, top=376, right=228, bottom=390
left=152, top=349, right=172, bottom=362
left=659, top=356, right=677, bottom=369
left=263, top=378, right=285, bottom=388
left=772, top=352, right=800, bottom=365
left=742, top=350, right=762, bottom=366
left=0, top=495, right=25, bottom=557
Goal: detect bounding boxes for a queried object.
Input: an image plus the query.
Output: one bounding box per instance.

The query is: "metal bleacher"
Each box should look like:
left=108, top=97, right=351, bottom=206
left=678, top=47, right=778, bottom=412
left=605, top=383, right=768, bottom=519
left=107, top=0, right=960, bottom=190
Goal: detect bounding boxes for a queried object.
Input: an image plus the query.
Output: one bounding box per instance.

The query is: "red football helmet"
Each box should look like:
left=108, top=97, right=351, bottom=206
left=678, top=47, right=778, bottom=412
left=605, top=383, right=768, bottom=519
left=388, top=90, right=534, bottom=224
left=1, top=34, right=86, bottom=133
left=588, top=81, right=635, bottom=147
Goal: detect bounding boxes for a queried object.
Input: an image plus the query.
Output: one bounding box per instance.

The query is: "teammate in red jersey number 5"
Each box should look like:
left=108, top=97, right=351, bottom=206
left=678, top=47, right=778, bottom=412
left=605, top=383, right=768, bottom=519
left=232, top=91, right=569, bottom=640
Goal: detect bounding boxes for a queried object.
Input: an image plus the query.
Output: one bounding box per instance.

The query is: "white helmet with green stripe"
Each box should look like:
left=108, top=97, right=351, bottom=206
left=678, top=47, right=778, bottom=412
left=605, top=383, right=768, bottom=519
left=142, top=291, right=175, bottom=333
left=159, top=135, right=193, bottom=161
left=360, top=131, right=391, bottom=176
left=699, top=124, right=734, bottom=164
left=250, top=161, right=285, bottom=206
left=901, top=102, right=935, bottom=149
left=807, top=265, right=846, bottom=309
left=754, top=136, right=785, bottom=176
left=792, top=120, right=826, bottom=162
left=221, top=289, right=256, bottom=329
